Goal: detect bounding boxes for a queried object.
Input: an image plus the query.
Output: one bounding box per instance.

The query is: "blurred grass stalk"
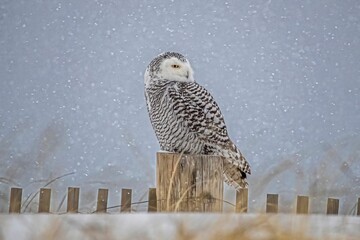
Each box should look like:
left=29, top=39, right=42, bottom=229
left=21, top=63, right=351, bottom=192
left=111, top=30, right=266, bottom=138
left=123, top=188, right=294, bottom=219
left=0, top=213, right=359, bottom=240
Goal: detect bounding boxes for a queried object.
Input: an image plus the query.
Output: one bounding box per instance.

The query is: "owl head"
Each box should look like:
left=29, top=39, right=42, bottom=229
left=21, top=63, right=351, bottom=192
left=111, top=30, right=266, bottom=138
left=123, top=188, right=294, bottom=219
left=144, top=52, right=195, bottom=87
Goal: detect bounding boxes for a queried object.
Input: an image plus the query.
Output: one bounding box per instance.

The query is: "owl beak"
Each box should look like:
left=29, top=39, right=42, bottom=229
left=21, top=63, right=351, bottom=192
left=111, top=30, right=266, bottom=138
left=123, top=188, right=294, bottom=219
left=186, top=71, right=189, bottom=79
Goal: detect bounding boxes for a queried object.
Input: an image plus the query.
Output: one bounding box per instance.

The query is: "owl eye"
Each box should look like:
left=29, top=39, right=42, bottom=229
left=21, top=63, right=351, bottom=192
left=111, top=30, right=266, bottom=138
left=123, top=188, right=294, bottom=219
left=171, top=64, right=180, bottom=69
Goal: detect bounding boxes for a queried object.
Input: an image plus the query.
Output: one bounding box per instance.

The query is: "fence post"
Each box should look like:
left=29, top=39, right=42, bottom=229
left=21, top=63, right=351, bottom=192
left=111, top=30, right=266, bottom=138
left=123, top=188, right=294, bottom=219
left=120, top=188, right=132, bottom=212
left=148, top=188, right=157, bottom=212
left=296, top=195, right=309, bottom=214
left=96, top=188, right=108, bottom=213
left=327, top=198, right=339, bottom=215
left=67, top=187, right=80, bottom=213
left=357, top=198, right=360, bottom=216
left=266, top=194, right=278, bottom=213
left=38, top=188, right=51, bottom=213
left=9, top=188, right=22, bottom=213
left=156, top=152, right=223, bottom=212
left=235, top=188, right=248, bottom=213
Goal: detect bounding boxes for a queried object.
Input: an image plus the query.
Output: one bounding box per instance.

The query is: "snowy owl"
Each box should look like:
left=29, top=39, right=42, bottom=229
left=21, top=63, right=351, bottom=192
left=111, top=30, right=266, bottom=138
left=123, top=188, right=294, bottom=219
left=144, top=52, right=251, bottom=189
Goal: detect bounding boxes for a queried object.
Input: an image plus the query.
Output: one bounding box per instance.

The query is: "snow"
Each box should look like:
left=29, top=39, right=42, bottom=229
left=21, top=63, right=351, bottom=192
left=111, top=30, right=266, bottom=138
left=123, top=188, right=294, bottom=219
left=0, top=0, right=359, bottom=213
left=0, top=214, right=359, bottom=240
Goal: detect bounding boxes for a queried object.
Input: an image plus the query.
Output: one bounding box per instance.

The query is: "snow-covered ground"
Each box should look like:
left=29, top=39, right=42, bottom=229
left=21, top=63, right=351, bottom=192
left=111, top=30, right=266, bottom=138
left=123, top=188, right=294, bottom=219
left=0, top=214, right=359, bottom=240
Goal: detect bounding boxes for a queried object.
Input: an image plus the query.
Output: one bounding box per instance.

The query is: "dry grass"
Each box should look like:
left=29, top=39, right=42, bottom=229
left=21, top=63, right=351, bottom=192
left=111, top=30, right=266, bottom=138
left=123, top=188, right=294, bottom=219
left=1, top=135, right=360, bottom=214
left=0, top=121, right=359, bottom=240
left=1, top=213, right=358, bottom=240
left=0, top=120, right=152, bottom=213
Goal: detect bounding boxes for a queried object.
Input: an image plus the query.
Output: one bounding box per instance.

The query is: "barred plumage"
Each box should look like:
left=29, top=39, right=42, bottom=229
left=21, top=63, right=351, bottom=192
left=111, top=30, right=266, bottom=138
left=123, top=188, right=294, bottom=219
left=144, top=52, right=251, bottom=190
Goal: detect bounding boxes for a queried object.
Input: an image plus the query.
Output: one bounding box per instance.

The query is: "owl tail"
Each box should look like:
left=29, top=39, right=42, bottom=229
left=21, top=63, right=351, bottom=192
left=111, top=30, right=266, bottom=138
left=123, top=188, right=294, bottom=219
left=223, top=159, right=248, bottom=190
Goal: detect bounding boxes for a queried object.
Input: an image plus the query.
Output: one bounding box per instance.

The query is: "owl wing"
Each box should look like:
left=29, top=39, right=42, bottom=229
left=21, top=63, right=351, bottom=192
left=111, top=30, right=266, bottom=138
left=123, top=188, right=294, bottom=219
left=168, top=81, right=231, bottom=149
left=169, top=82, right=251, bottom=179
left=168, top=81, right=251, bottom=176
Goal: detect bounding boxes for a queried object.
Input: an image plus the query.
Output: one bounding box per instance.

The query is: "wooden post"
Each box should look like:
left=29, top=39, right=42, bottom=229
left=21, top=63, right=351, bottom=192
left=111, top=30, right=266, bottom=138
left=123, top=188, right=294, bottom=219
left=120, top=188, right=132, bottom=212
left=96, top=188, right=108, bottom=213
left=38, top=188, right=51, bottom=213
left=9, top=188, right=22, bottom=213
left=266, top=194, right=278, bottom=213
left=67, top=187, right=80, bottom=213
left=156, top=152, right=223, bottom=212
left=235, top=188, right=248, bottom=213
left=148, top=188, right=157, bottom=212
left=327, top=198, right=339, bottom=215
left=357, top=198, right=360, bottom=216
left=296, top=195, right=309, bottom=214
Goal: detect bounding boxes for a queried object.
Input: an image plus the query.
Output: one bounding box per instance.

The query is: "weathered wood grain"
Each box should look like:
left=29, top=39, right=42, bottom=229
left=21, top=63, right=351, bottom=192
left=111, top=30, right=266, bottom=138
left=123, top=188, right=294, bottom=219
left=156, top=152, right=223, bottom=212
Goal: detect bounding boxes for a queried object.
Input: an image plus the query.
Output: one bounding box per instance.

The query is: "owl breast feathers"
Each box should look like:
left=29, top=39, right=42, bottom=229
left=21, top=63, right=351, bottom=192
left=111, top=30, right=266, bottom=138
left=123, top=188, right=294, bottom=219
left=144, top=52, right=251, bottom=190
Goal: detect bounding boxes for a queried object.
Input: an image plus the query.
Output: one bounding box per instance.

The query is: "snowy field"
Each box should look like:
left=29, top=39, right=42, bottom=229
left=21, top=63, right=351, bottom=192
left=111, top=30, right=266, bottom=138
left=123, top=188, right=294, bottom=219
left=0, top=214, right=359, bottom=240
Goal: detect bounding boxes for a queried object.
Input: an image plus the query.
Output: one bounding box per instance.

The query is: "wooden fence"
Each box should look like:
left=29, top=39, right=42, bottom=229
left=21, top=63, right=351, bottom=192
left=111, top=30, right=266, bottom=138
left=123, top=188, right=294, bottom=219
left=3, top=153, right=360, bottom=215
left=5, top=187, right=360, bottom=215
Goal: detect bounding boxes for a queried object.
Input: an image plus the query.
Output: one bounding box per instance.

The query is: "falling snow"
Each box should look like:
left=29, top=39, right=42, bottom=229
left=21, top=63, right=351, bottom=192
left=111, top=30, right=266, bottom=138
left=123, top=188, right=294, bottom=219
left=0, top=0, right=359, bottom=213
